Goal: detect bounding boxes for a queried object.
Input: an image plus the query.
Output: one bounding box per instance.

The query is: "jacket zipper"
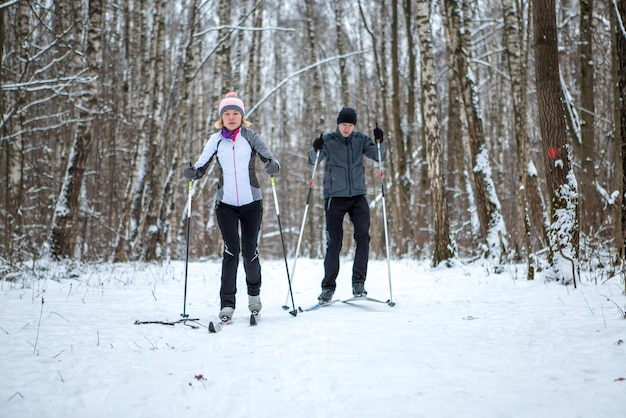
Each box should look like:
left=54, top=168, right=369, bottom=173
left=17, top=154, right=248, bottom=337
left=346, top=138, right=352, bottom=195
left=232, top=140, right=239, bottom=206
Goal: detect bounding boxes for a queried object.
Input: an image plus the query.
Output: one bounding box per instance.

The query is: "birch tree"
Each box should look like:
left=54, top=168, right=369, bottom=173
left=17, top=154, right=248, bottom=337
left=302, top=0, right=326, bottom=258
left=49, top=0, right=104, bottom=259
left=1, top=0, right=622, bottom=267
left=170, top=0, right=202, bottom=260
left=444, top=0, right=508, bottom=265
left=416, top=0, right=454, bottom=265
left=2, top=0, right=31, bottom=263
left=112, top=0, right=151, bottom=262
left=502, top=0, right=540, bottom=279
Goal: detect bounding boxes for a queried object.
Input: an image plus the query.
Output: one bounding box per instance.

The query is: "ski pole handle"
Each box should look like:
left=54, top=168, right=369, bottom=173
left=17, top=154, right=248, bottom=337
left=270, top=176, right=280, bottom=216
left=186, top=163, right=193, bottom=219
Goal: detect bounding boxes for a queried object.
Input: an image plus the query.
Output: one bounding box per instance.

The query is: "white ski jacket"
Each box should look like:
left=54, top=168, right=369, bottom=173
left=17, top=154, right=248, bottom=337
left=194, top=127, right=277, bottom=207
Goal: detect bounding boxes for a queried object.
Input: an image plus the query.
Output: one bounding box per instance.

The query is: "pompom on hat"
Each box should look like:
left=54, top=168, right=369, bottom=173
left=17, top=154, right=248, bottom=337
left=337, top=107, right=357, bottom=125
left=219, top=92, right=245, bottom=117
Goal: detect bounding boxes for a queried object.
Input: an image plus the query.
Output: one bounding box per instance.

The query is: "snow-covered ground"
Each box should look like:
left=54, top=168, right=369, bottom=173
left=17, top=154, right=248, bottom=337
left=1, top=258, right=624, bottom=418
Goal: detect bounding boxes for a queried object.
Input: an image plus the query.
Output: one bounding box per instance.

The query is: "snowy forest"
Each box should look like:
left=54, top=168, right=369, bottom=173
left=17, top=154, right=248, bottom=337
left=1, top=0, right=625, bottom=283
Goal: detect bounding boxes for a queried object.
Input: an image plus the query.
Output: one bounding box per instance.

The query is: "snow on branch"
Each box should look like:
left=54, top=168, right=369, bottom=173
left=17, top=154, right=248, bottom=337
left=611, top=0, right=626, bottom=39
left=0, top=0, right=20, bottom=10
left=195, top=25, right=295, bottom=37
left=247, top=50, right=372, bottom=117
left=559, top=71, right=581, bottom=145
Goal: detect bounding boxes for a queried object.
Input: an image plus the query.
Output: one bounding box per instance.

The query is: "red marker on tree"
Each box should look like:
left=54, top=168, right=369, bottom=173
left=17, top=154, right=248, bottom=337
left=547, top=146, right=559, bottom=159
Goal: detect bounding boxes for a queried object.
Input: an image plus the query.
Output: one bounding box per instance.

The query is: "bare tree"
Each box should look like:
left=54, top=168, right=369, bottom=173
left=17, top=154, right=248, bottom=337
left=334, top=1, right=350, bottom=104
left=532, top=0, right=580, bottom=281
left=390, top=0, right=414, bottom=255
left=577, top=0, right=599, bottom=236
left=217, top=0, right=233, bottom=95
left=502, top=0, right=540, bottom=279
left=416, top=0, right=454, bottom=266
left=444, top=0, right=508, bottom=266
left=0, top=0, right=621, bottom=269
left=49, top=0, right=104, bottom=259
left=112, top=0, right=151, bottom=262
left=615, top=0, right=626, bottom=262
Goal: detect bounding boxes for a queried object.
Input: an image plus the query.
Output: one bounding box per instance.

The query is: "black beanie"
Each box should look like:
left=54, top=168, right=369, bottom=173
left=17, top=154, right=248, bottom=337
left=337, top=107, right=357, bottom=125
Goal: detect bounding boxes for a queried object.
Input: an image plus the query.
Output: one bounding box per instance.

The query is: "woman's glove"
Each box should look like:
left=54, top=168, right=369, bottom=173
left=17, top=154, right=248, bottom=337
left=264, top=160, right=280, bottom=175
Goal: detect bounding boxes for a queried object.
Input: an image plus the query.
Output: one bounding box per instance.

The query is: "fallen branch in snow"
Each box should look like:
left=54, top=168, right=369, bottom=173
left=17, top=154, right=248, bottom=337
left=49, top=311, right=72, bottom=324
left=134, top=318, right=203, bottom=329
left=602, top=296, right=626, bottom=319
left=7, top=392, right=23, bottom=402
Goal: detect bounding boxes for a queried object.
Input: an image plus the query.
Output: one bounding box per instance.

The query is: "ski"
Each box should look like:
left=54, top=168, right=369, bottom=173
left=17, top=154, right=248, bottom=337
left=303, top=299, right=340, bottom=311
left=209, top=313, right=259, bottom=332
left=208, top=317, right=232, bottom=333
left=342, top=296, right=395, bottom=306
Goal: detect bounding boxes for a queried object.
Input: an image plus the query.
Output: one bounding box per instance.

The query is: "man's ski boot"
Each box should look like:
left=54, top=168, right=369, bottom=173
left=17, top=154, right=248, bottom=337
left=318, top=288, right=335, bottom=304
left=352, top=283, right=367, bottom=298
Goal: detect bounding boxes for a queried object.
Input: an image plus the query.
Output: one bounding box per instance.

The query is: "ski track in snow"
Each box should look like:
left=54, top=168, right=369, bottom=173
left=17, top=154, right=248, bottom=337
left=0, top=258, right=624, bottom=418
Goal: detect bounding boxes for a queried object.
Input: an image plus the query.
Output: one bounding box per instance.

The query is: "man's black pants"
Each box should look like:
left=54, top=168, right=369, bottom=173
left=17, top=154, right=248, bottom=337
left=322, top=195, right=370, bottom=291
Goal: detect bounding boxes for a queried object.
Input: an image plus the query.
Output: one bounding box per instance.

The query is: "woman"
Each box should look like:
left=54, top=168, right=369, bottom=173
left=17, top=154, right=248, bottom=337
left=184, top=92, right=280, bottom=322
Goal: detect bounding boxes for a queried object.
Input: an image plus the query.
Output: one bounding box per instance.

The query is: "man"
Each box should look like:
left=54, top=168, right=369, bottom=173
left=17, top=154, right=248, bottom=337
left=309, top=107, right=386, bottom=303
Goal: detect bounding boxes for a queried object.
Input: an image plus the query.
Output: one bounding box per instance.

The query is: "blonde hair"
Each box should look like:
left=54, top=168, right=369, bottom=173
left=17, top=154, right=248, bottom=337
left=214, top=118, right=252, bottom=129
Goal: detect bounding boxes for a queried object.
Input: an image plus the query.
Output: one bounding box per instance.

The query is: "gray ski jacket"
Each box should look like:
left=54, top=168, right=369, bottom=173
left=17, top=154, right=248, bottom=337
left=308, top=128, right=386, bottom=199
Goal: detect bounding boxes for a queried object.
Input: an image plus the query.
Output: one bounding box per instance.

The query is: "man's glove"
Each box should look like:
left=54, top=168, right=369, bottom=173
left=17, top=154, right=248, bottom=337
left=373, top=123, right=384, bottom=143
left=183, top=165, right=204, bottom=180
left=313, top=133, right=324, bottom=151
left=264, top=159, right=280, bottom=175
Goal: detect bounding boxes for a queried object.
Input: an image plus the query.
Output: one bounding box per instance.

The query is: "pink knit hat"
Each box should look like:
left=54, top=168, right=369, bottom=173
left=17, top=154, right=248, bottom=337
left=219, top=92, right=245, bottom=117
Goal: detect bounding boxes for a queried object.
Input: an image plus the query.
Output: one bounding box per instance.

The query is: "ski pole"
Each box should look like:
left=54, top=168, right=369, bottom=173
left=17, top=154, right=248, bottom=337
left=270, top=176, right=298, bottom=316
left=181, top=177, right=193, bottom=318
left=282, top=149, right=321, bottom=310
left=375, top=125, right=395, bottom=306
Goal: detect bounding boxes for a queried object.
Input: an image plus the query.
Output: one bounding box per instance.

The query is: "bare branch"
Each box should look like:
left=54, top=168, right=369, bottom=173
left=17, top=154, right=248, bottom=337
left=247, top=50, right=372, bottom=117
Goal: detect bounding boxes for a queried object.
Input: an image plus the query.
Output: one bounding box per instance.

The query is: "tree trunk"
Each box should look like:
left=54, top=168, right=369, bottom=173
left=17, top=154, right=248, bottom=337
left=49, top=0, right=103, bottom=259
left=141, top=0, right=167, bottom=261
left=358, top=1, right=396, bottom=257
left=218, top=0, right=232, bottom=95
left=112, top=0, right=148, bottom=262
left=390, top=0, right=413, bottom=255
left=246, top=3, right=264, bottom=106
left=444, top=0, right=508, bottom=265
left=303, top=0, right=326, bottom=258
left=171, top=0, right=202, bottom=261
left=416, top=0, right=454, bottom=266
left=532, top=0, right=580, bottom=281
left=444, top=52, right=469, bottom=250
left=503, top=0, right=535, bottom=277
left=578, top=0, right=599, bottom=236
left=334, top=1, right=350, bottom=104
left=615, top=0, right=626, bottom=262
